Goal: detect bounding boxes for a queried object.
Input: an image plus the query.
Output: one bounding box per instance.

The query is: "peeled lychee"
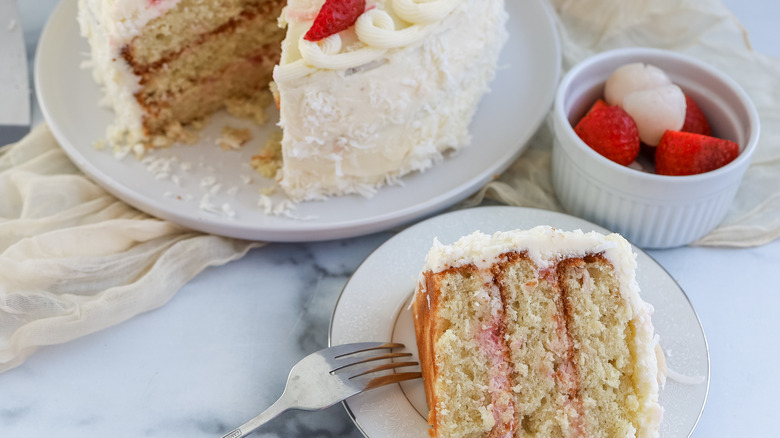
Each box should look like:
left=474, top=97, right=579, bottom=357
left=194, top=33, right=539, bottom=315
left=605, top=63, right=672, bottom=107
left=622, top=84, right=686, bottom=146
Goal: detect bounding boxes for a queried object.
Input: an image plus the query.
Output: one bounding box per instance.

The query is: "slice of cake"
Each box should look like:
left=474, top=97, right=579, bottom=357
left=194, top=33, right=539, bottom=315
left=78, top=0, right=508, bottom=201
left=413, top=227, right=664, bottom=438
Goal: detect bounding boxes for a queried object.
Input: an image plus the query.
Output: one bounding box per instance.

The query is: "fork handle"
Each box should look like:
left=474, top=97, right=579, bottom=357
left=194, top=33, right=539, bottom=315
left=220, top=397, right=288, bottom=438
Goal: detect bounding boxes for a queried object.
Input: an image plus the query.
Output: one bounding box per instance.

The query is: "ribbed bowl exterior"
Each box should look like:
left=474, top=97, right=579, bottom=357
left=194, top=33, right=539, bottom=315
left=553, top=136, right=740, bottom=248
left=551, top=48, right=759, bottom=249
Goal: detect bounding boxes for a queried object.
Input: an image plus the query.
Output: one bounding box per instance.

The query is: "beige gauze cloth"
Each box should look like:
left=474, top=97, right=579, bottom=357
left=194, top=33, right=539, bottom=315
left=0, top=127, right=263, bottom=372
left=1, top=0, right=779, bottom=373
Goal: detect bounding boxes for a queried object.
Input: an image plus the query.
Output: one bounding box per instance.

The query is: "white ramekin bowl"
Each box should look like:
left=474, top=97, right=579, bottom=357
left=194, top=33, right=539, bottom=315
left=552, top=47, right=760, bottom=249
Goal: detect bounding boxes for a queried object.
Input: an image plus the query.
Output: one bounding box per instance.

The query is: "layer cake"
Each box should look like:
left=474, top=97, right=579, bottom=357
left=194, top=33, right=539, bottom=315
left=413, top=227, right=664, bottom=438
left=77, top=0, right=508, bottom=201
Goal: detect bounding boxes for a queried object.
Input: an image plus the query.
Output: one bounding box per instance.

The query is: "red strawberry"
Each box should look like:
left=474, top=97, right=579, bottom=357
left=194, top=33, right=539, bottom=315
left=681, top=95, right=712, bottom=136
left=574, top=99, right=640, bottom=166
left=304, top=0, right=366, bottom=42
left=655, top=130, right=739, bottom=176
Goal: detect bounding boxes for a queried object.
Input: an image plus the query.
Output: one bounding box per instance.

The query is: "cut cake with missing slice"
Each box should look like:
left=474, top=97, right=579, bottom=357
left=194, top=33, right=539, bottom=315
left=413, top=226, right=664, bottom=438
left=77, top=0, right=508, bottom=201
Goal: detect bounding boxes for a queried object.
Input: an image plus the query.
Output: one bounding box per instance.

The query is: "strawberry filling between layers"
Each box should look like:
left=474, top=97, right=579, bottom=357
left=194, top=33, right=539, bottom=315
left=545, top=265, right=588, bottom=437
left=487, top=261, right=589, bottom=437
left=475, top=289, right=516, bottom=438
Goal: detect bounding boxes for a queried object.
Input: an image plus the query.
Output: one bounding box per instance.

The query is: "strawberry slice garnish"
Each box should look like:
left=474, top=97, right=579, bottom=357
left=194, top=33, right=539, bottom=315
left=574, top=99, right=640, bottom=166
left=681, top=95, right=712, bottom=136
left=304, top=0, right=366, bottom=42
left=655, top=130, right=739, bottom=176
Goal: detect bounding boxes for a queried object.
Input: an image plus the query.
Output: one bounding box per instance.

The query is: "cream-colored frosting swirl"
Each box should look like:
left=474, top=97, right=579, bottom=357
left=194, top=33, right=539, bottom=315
left=355, top=9, right=429, bottom=48
left=274, top=59, right=315, bottom=82
left=392, top=0, right=459, bottom=24
left=275, top=0, right=460, bottom=81
left=299, top=33, right=387, bottom=69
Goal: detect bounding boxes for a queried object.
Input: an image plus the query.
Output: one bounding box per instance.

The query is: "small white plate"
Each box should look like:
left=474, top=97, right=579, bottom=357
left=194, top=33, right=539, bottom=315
left=330, top=206, right=709, bottom=438
left=35, top=0, right=560, bottom=242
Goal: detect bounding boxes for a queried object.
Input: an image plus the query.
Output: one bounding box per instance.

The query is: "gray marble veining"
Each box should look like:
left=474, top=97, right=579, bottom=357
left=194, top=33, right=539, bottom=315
left=0, top=233, right=390, bottom=437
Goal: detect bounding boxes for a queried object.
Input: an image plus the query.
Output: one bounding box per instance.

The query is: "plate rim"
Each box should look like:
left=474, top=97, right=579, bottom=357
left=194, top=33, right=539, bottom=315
left=34, top=0, right=562, bottom=242
left=329, top=205, right=710, bottom=438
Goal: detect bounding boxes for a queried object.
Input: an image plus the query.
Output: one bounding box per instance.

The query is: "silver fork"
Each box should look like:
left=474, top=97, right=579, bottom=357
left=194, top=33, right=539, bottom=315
left=220, top=342, right=421, bottom=438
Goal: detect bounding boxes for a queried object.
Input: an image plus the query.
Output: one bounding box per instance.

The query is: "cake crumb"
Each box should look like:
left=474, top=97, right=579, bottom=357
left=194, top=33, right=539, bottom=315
left=132, top=143, right=147, bottom=159
left=258, top=194, right=274, bottom=214
left=251, top=130, right=283, bottom=178
left=113, top=145, right=131, bottom=160
left=225, top=90, right=274, bottom=125
left=269, top=81, right=280, bottom=109
left=199, top=193, right=218, bottom=213
left=188, top=117, right=208, bottom=131
left=165, top=121, right=199, bottom=145
left=150, top=135, right=173, bottom=149
left=200, top=176, right=217, bottom=188
left=218, top=126, right=253, bottom=151
left=222, top=203, right=236, bottom=218
left=259, top=186, right=277, bottom=196
left=258, top=194, right=295, bottom=216
left=257, top=194, right=316, bottom=220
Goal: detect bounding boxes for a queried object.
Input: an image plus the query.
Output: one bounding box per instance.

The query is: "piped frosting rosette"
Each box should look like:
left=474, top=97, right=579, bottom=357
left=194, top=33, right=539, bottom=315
left=274, top=0, right=459, bottom=82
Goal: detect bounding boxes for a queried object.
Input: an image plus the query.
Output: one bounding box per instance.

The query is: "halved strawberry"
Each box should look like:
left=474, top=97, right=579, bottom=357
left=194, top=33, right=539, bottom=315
left=574, top=99, right=640, bottom=166
left=304, top=0, right=366, bottom=42
left=681, top=95, right=712, bottom=136
left=655, top=130, right=739, bottom=176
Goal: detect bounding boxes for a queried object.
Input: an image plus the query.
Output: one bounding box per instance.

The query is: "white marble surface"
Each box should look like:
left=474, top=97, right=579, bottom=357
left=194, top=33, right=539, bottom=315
left=2, top=1, right=779, bottom=437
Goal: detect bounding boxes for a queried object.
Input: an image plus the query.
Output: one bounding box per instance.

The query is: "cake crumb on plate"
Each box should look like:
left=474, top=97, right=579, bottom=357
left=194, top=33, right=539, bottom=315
left=217, top=126, right=253, bottom=151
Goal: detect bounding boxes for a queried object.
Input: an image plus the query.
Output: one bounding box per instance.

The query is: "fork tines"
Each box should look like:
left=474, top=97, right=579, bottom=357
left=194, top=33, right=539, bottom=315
left=328, top=342, right=422, bottom=389
left=360, top=371, right=423, bottom=390
left=328, top=342, right=405, bottom=359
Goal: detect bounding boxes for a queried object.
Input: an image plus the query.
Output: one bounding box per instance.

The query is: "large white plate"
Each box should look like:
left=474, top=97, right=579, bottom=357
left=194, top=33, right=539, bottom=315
left=330, top=206, right=710, bottom=437
left=35, top=0, right=560, bottom=242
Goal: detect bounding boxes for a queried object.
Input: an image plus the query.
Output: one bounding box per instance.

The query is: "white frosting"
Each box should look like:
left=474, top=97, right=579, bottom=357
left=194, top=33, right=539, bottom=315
left=419, top=226, right=663, bottom=435
left=422, top=227, right=628, bottom=273
left=275, top=0, right=508, bottom=201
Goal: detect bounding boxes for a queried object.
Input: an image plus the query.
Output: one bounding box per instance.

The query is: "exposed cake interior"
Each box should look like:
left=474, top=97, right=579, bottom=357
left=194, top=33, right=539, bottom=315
left=78, top=0, right=285, bottom=146
left=413, top=227, right=663, bottom=438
